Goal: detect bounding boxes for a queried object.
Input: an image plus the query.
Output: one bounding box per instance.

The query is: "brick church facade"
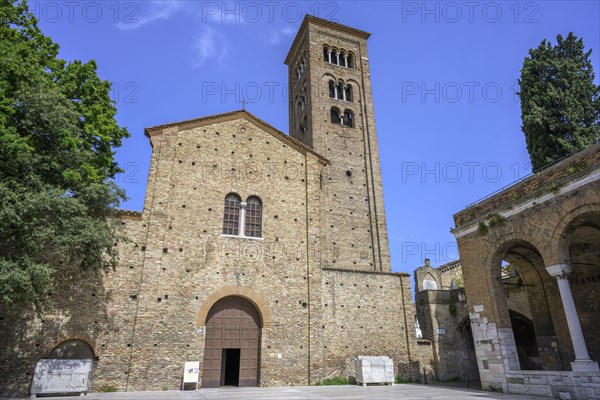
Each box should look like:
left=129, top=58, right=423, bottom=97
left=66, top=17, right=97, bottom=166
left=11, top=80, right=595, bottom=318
left=0, top=16, right=434, bottom=395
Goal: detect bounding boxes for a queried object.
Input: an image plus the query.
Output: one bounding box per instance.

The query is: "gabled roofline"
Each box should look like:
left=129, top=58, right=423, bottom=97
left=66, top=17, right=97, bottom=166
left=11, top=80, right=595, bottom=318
left=284, top=15, right=371, bottom=65
left=144, top=109, right=329, bottom=165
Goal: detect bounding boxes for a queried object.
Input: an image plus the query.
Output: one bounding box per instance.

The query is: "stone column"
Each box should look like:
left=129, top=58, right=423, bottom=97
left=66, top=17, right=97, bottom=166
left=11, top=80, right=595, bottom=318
left=546, top=264, right=599, bottom=372
left=238, top=202, right=247, bottom=237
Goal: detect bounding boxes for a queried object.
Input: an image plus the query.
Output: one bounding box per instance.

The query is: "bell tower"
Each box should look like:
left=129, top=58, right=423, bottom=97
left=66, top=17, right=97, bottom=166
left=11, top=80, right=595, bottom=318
left=285, top=16, right=391, bottom=272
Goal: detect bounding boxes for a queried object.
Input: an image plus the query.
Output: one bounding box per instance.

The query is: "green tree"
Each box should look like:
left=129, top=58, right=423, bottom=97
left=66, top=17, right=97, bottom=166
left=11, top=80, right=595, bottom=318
left=0, top=0, right=129, bottom=306
left=518, top=32, right=600, bottom=171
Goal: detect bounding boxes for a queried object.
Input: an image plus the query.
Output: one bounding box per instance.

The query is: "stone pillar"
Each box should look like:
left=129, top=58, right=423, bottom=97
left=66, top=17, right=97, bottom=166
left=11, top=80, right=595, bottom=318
left=239, top=202, right=247, bottom=236
left=545, top=264, right=599, bottom=372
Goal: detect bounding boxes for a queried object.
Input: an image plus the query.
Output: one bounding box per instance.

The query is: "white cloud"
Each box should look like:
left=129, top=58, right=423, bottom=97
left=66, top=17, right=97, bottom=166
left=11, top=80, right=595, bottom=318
left=116, top=1, right=183, bottom=31
left=194, top=26, right=229, bottom=68
left=267, top=26, right=295, bottom=45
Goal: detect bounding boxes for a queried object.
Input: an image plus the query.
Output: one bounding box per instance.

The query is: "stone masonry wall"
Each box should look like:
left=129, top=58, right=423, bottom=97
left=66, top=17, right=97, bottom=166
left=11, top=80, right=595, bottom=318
left=117, top=117, right=321, bottom=390
left=414, top=262, right=478, bottom=383
left=315, top=268, right=432, bottom=382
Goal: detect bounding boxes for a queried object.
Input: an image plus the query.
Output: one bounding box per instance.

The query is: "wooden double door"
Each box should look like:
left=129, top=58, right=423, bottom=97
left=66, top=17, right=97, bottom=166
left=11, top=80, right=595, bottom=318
left=201, top=296, right=260, bottom=388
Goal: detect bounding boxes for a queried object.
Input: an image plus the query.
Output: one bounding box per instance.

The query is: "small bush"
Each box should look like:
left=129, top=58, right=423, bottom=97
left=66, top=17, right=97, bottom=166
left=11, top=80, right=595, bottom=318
left=487, top=214, right=504, bottom=227
left=315, top=376, right=350, bottom=385
left=395, top=376, right=413, bottom=384
left=477, top=222, right=488, bottom=235
left=549, top=184, right=562, bottom=194
left=102, top=386, right=117, bottom=392
left=566, top=163, right=584, bottom=175
left=449, top=302, right=457, bottom=317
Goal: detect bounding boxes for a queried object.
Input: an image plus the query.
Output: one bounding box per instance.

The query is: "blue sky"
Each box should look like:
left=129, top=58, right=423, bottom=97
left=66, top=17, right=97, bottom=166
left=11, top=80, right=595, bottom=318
left=33, top=0, right=600, bottom=274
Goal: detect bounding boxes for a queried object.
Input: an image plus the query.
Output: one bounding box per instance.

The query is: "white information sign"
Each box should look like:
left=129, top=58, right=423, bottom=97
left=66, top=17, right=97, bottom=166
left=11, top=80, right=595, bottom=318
left=183, top=361, right=200, bottom=384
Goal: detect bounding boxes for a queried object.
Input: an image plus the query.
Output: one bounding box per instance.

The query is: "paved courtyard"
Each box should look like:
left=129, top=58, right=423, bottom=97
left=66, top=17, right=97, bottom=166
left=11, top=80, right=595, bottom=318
left=10, top=384, right=553, bottom=400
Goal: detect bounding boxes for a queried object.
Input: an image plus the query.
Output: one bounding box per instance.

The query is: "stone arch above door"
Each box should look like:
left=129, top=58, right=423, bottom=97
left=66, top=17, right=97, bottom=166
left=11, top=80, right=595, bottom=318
left=196, top=286, right=271, bottom=328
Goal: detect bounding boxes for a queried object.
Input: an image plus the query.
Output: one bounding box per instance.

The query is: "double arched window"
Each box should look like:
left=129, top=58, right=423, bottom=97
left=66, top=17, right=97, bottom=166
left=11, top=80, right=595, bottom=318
left=328, top=80, right=353, bottom=102
left=295, top=53, right=307, bottom=81
left=323, top=46, right=354, bottom=68
left=222, top=194, right=262, bottom=238
left=330, top=107, right=355, bottom=128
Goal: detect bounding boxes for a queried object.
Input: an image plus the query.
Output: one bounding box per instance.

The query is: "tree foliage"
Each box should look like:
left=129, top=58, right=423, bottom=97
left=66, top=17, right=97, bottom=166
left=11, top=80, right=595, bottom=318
left=518, top=32, right=600, bottom=171
left=0, top=0, right=129, bottom=306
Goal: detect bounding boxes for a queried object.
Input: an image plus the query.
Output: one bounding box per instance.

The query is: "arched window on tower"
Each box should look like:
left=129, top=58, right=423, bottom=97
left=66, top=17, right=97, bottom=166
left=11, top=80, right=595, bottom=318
left=332, top=49, right=339, bottom=65
left=330, top=107, right=341, bottom=124
left=329, top=80, right=336, bottom=98
left=296, top=54, right=307, bottom=80
left=347, top=52, right=354, bottom=68
left=340, top=50, right=347, bottom=67
left=245, top=196, right=262, bottom=238
left=337, top=81, right=345, bottom=100
left=345, top=84, right=353, bottom=102
left=344, top=109, right=355, bottom=127
left=223, top=193, right=241, bottom=235
left=323, top=46, right=331, bottom=63
left=422, top=273, right=439, bottom=290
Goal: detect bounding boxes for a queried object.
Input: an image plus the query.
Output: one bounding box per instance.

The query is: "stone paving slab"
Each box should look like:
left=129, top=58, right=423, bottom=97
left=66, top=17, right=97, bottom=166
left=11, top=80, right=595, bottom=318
left=4, top=384, right=554, bottom=400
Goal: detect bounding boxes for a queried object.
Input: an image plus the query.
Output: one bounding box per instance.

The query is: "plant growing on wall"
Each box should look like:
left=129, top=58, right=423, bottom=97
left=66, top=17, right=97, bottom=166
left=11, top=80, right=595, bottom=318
left=449, top=302, right=457, bottom=317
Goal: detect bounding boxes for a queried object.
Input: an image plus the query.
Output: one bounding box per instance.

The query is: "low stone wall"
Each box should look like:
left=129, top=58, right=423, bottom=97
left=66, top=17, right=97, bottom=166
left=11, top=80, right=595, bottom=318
left=506, top=369, right=600, bottom=400
left=454, top=142, right=600, bottom=227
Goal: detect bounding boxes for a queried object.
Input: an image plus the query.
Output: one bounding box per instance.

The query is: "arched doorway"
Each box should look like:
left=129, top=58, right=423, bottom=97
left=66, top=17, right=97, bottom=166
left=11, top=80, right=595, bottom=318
left=458, top=317, right=479, bottom=384
left=510, top=310, right=541, bottom=370
left=201, top=296, right=261, bottom=388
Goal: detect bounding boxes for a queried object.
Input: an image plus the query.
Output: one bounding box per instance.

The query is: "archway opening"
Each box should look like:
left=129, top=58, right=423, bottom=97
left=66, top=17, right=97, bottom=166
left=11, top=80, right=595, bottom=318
left=509, top=310, right=540, bottom=370
left=492, top=241, right=563, bottom=370
left=562, top=212, right=600, bottom=363
left=201, top=296, right=261, bottom=388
